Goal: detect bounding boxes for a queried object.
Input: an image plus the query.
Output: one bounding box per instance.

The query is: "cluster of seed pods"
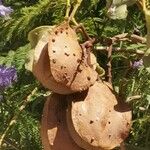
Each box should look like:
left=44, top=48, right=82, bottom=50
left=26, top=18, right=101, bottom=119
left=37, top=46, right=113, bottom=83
left=28, top=21, right=132, bottom=150
left=31, top=22, right=97, bottom=94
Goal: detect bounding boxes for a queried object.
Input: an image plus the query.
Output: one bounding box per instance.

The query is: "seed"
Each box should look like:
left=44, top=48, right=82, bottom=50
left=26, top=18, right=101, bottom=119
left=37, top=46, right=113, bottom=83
left=87, top=76, right=91, bottom=81
left=126, top=122, right=130, bottom=127
left=77, top=59, right=81, bottom=63
left=90, top=137, right=94, bottom=143
left=64, top=52, right=69, bottom=56
left=77, top=67, right=82, bottom=72
left=52, top=59, right=56, bottom=63
left=55, top=31, right=58, bottom=35
left=90, top=120, right=94, bottom=124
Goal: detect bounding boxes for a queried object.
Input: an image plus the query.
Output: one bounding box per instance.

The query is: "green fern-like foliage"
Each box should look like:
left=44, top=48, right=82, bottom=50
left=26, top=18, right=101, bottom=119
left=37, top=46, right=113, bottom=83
left=0, top=0, right=65, bottom=52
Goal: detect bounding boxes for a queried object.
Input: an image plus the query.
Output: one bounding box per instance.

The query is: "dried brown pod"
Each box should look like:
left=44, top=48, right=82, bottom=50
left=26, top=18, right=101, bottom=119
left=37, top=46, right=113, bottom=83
left=32, top=38, right=72, bottom=94
left=66, top=81, right=132, bottom=150
left=48, top=22, right=98, bottom=93
left=32, top=22, right=97, bottom=94
left=27, top=25, right=69, bottom=93
left=41, top=94, right=83, bottom=150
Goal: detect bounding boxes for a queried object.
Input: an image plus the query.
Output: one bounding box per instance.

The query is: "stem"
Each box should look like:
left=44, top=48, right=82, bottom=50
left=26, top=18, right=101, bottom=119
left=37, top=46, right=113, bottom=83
left=4, top=139, right=20, bottom=150
left=71, top=17, right=78, bottom=26
left=95, top=46, right=145, bottom=55
left=112, top=33, right=146, bottom=43
left=69, top=0, right=82, bottom=24
left=141, top=0, right=150, bottom=47
left=65, top=0, right=71, bottom=19
left=0, top=88, right=38, bottom=148
left=126, top=95, right=141, bottom=102
left=146, top=15, right=150, bottom=47
left=119, top=20, right=126, bottom=49
left=75, top=24, right=91, bottom=40
left=96, top=64, right=105, bottom=77
left=106, top=41, right=113, bottom=84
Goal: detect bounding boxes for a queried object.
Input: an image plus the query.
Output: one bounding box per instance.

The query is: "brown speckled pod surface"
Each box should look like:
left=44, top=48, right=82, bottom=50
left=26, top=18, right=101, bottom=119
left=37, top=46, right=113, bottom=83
left=48, top=22, right=98, bottom=92
left=41, top=94, right=83, bottom=150
left=33, top=22, right=97, bottom=94
left=66, top=81, right=132, bottom=150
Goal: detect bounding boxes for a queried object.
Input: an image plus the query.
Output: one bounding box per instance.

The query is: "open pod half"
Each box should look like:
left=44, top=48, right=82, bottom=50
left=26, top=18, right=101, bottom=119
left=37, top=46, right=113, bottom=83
left=41, top=94, right=83, bottom=150
left=32, top=22, right=97, bottom=94
left=66, top=81, right=132, bottom=150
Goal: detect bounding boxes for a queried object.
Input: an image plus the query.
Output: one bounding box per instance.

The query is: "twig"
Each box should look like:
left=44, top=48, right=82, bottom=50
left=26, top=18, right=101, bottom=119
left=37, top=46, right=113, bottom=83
left=136, top=0, right=143, bottom=10
left=126, top=95, right=142, bottom=102
left=0, top=88, right=38, bottom=148
left=4, top=139, right=20, bottom=150
left=68, top=0, right=82, bottom=25
left=71, top=17, right=79, bottom=26
left=96, top=64, right=105, bottom=77
left=130, top=34, right=146, bottom=44
left=112, top=33, right=146, bottom=43
left=65, top=0, right=71, bottom=19
left=75, top=24, right=91, bottom=40
left=106, top=39, right=113, bottom=84
left=95, top=46, right=145, bottom=55
left=119, top=19, right=126, bottom=49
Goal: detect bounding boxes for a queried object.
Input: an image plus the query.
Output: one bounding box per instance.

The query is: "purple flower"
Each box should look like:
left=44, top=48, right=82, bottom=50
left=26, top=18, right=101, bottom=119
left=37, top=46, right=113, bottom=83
left=0, top=0, right=13, bottom=17
left=132, top=59, right=143, bottom=69
left=0, top=65, right=17, bottom=90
